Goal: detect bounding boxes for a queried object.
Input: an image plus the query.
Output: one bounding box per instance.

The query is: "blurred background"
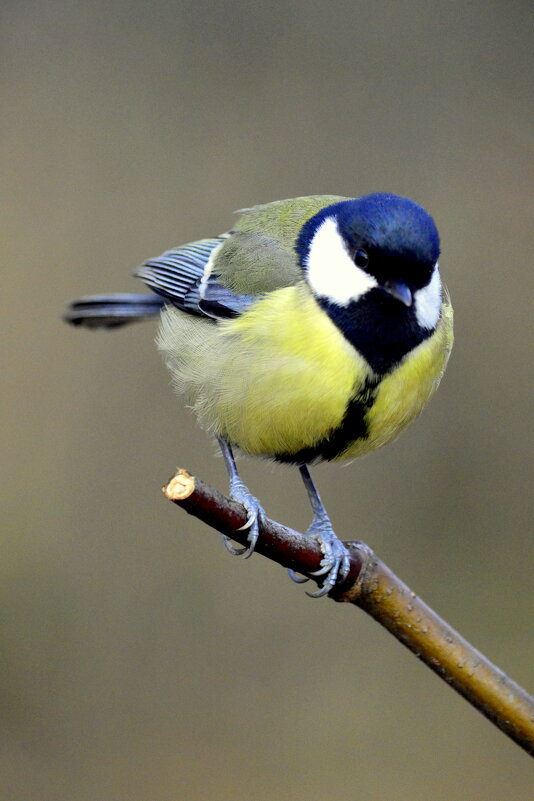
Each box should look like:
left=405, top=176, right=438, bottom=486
left=1, top=1, right=533, bottom=798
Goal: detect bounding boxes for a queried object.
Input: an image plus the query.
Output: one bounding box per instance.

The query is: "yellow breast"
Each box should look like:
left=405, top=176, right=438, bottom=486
left=214, top=284, right=369, bottom=455
left=157, top=285, right=453, bottom=461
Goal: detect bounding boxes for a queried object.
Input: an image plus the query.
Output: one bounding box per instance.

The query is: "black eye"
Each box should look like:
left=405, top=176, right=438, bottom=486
left=354, top=248, right=369, bottom=269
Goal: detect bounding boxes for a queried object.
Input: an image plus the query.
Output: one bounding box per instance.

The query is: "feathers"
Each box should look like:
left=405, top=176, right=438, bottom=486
left=342, top=297, right=454, bottom=459
left=414, top=267, right=442, bottom=330
left=158, top=284, right=367, bottom=458
left=64, top=293, right=164, bottom=328
left=135, top=236, right=257, bottom=320
left=211, top=232, right=299, bottom=295
left=157, top=283, right=453, bottom=462
left=304, top=216, right=377, bottom=305
left=233, top=195, right=348, bottom=252
left=135, top=237, right=225, bottom=315
left=198, top=276, right=255, bottom=319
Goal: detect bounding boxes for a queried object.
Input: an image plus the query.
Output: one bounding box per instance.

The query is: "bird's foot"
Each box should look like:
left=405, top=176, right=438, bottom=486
left=221, top=479, right=265, bottom=559
left=289, top=516, right=350, bottom=598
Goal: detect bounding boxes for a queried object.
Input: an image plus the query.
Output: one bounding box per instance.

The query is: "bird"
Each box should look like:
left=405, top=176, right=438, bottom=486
left=65, top=193, right=453, bottom=596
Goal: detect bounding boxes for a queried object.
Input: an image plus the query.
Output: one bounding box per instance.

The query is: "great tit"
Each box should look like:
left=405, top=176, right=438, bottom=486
left=65, top=193, right=453, bottom=596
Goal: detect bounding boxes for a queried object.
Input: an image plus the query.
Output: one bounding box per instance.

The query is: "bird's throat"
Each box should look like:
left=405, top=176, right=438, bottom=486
left=318, top=290, right=433, bottom=374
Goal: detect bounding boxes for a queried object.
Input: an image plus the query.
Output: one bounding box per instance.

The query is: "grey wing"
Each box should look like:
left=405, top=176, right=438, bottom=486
left=135, top=236, right=255, bottom=320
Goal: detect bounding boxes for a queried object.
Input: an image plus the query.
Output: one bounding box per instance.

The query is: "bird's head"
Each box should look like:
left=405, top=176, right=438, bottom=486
left=296, top=193, right=443, bottom=372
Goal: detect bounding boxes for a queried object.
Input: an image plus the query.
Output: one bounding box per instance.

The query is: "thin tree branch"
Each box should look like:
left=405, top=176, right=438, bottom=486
left=163, top=469, right=534, bottom=757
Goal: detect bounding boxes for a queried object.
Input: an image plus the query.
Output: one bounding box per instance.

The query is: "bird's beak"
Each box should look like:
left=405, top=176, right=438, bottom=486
left=383, top=280, right=413, bottom=307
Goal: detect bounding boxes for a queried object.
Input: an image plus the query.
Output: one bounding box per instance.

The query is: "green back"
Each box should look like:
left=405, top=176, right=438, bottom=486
left=215, top=195, right=348, bottom=295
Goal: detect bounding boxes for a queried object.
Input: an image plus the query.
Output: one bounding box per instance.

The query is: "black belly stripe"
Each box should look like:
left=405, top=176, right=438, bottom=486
left=273, top=375, right=381, bottom=465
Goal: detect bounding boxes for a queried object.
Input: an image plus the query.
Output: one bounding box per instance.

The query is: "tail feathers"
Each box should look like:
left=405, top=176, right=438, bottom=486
left=64, top=293, right=164, bottom=329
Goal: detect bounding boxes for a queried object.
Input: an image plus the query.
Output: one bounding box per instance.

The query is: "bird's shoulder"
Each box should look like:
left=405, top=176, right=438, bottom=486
left=213, top=195, right=348, bottom=294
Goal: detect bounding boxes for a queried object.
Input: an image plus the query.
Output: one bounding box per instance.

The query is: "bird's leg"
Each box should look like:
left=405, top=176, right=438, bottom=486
left=217, top=437, right=265, bottom=559
left=288, top=465, right=350, bottom=597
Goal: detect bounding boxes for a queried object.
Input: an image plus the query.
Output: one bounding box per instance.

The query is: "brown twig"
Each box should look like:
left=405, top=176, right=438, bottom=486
left=163, top=469, right=534, bottom=757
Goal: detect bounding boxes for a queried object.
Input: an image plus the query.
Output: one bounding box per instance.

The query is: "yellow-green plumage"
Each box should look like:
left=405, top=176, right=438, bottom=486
left=233, top=195, right=347, bottom=247
left=214, top=196, right=347, bottom=294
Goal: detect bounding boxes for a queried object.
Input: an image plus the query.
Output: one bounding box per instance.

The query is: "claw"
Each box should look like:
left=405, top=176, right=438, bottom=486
left=288, top=569, right=310, bottom=584
left=236, top=513, right=256, bottom=532
left=306, top=579, right=336, bottom=599
left=221, top=536, right=249, bottom=557
left=240, top=516, right=260, bottom=559
left=306, top=547, right=350, bottom=597
left=309, top=560, right=333, bottom=577
left=220, top=505, right=261, bottom=559
left=306, top=556, right=344, bottom=598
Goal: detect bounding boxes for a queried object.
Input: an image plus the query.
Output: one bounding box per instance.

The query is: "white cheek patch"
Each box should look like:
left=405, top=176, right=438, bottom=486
left=305, top=217, right=377, bottom=305
left=414, top=265, right=441, bottom=329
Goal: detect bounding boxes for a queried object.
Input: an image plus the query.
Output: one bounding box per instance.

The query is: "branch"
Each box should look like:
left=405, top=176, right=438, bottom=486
left=163, top=469, right=534, bottom=757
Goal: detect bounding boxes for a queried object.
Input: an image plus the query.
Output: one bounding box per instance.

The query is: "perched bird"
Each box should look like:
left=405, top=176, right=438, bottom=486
left=65, top=193, right=453, bottom=596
